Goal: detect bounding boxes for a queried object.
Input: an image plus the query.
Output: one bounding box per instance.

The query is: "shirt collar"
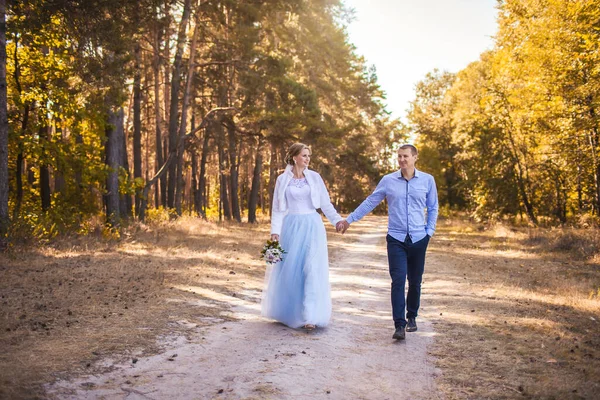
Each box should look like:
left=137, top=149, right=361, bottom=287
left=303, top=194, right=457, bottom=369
left=397, top=168, right=421, bottom=180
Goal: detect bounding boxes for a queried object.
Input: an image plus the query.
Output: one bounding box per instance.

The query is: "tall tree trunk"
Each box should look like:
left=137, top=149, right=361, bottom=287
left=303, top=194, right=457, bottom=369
left=175, top=8, right=200, bottom=215
left=27, top=163, right=34, bottom=184
left=191, top=150, right=199, bottom=214
left=15, top=147, right=23, bottom=213
left=39, top=46, right=52, bottom=212
left=162, top=0, right=171, bottom=139
left=54, top=117, right=65, bottom=194
left=153, top=20, right=165, bottom=209
left=198, top=125, right=210, bottom=218
left=133, top=42, right=142, bottom=216
left=189, top=113, right=202, bottom=217
left=167, top=0, right=192, bottom=209
left=105, top=107, right=124, bottom=226
left=144, top=72, right=151, bottom=206
left=260, top=167, right=264, bottom=215
left=13, top=32, right=28, bottom=218
left=14, top=103, right=29, bottom=217
left=268, top=141, right=278, bottom=217
left=589, top=127, right=600, bottom=216
left=120, top=111, right=132, bottom=219
left=248, top=135, right=263, bottom=223
left=508, top=141, right=537, bottom=226
left=236, top=142, right=243, bottom=215
left=576, top=159, right=583, bottom=212
left=225, top=117, right=241, bottom=222
left=555, top=176, right=567, bottom=224
left=0, top=0, right=8, bottom=240
left=217, top=126, right=231, bottom=220
left=163, top=137, right=168, bottom=206
left=39, top=123, right=51, bottom=212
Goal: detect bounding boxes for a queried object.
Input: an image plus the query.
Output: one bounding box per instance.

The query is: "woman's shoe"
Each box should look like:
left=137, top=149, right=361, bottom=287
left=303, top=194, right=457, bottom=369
left=303, top=324, right=316, bottom=331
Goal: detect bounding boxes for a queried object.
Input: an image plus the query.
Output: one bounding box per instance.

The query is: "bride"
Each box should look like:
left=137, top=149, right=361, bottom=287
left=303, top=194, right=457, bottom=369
left=261, top=143, right=343, bottom=330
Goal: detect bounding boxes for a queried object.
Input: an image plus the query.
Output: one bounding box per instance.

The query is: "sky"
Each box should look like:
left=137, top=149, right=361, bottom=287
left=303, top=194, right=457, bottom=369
left=342, top=0, right=499, bottom=122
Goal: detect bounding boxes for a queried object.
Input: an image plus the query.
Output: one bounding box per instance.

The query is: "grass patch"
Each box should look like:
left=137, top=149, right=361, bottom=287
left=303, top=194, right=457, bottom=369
left=0, top=216, right=271, bottom=399
left=426, top=218, right=600, bottom=399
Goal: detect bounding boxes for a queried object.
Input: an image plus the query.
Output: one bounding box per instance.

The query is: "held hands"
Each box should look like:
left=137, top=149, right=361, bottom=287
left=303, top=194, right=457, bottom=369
left=336, top=219, right=350, bottom=234
left=270, top=234, right=280, bottom=242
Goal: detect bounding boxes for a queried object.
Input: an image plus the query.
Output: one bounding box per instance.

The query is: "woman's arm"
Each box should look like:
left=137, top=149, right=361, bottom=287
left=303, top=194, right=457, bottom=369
left=270, top=175, right=287, bottom=238
left=318, top=175, right=342, bottom=226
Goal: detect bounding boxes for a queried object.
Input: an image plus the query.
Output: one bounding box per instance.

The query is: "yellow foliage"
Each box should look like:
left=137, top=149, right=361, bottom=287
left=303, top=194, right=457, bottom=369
left=101, top=225, right=121, bottom=241
left=145, top=207, right=172, bottom=225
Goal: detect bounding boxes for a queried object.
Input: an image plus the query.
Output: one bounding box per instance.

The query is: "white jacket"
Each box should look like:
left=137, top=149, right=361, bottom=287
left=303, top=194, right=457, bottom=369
left=270, top=165, right=342, bottom=235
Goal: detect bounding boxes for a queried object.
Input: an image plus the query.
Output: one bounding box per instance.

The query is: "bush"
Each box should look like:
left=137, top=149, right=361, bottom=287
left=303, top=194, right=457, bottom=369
left=525, top=227, right=600, bottom=261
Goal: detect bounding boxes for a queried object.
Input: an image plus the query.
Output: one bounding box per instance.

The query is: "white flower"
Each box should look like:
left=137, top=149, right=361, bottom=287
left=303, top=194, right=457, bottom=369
left=261, top=240, right=286, bottom=265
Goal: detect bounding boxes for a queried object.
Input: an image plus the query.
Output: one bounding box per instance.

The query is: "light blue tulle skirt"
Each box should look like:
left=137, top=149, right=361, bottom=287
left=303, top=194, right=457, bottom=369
left=261, top=212, right=332, bottom=328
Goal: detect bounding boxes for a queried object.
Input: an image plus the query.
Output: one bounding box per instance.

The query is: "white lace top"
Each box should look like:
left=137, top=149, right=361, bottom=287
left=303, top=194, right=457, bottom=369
left=285, top=178, right=315, bottom=214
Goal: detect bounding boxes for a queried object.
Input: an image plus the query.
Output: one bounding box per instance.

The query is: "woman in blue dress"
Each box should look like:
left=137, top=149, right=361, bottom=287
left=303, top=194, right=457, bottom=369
left=261, top=143, right=343, bottom=330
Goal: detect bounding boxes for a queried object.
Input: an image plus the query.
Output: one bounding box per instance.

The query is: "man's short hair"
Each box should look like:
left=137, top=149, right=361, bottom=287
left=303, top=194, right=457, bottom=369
left=399, top=144, right=418, bottom=156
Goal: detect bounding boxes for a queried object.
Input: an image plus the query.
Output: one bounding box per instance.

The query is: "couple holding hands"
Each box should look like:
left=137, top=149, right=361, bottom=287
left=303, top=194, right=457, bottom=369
left=261, top=142, right=438, bottom=340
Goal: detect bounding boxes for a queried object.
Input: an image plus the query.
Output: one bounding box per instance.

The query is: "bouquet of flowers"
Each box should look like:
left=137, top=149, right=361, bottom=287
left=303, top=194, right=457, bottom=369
left=261, top=239, right=286, bottom=266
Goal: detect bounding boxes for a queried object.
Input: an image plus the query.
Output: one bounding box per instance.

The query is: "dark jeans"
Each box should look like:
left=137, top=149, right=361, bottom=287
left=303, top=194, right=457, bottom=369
left=386, top=234, right=430, bottom=329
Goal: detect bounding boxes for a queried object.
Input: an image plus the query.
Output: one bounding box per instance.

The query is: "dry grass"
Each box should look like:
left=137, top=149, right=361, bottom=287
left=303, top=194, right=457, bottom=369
left=425, top=218, right=600, bottom=399
left=0, top=216, right=273, bottom=400
left=2, top=215, right=599, bottom=399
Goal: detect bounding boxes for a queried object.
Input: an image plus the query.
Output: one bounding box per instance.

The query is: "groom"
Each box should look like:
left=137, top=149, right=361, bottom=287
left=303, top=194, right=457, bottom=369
left=337, top=144, right=438, bottom=340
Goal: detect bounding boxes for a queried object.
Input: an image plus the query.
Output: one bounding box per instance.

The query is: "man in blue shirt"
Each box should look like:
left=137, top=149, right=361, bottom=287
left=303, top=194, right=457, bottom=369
left=337, top=144, right=438, bottom=340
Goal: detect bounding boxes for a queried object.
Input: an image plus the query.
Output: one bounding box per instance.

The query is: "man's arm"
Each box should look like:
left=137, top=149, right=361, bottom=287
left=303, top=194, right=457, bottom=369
left=426, top=176, right=439, bottom=237
left=336, top=177, right=387, bottom=234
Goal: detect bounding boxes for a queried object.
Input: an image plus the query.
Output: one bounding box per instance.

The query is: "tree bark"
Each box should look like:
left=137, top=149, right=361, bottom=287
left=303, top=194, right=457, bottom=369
left=175, top=8, right=200, bottom=215
left=54, top=117, right=65, bottom=195
left=167, top=0, right=192, bottom=209
left=152, top=11, right=166, bottom=209
left=217, top=123, right=231, bottom=220
left=14, top=103, right=29, bottom=217
left=588, top=125, right=600, bottom=216
left=74, top=129, right=83, bottom=187
left=508, top=137, right=537, bottom=225
left=12, top=31, right=28, bottom=217
left=105, top=107, right=124, bottom=226
left=191, top=150, right=199, bottom=214
left=225, top=117, right=241, bottom=222
left=248, top=135, right=264, bottom=223
left=555, top=176, right=567, bottom=224
left=120, top=109, right=132, bottom=219
left=198, top=124, right=210, bottom=218
left=133, top=42, right=142, bottom=216
left=162, top=0, right=171, bottom=141
left=267, top=141, right=278, bottom=217
left=39, top=124, right=51, bottom=212
left=0, top=0, right=8, bottom=239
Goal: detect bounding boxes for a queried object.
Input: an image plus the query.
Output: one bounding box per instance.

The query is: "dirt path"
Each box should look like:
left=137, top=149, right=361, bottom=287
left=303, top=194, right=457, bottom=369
left=47, top=218, right=440, bottom=399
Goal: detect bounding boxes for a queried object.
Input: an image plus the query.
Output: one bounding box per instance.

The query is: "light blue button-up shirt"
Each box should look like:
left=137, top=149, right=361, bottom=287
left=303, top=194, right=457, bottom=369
left=346, top=168, right=438, bottom=243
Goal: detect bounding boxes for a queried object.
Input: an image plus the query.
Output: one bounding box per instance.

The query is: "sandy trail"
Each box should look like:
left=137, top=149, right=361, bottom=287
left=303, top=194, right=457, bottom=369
left=47, top=218, right=440, bottom=399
